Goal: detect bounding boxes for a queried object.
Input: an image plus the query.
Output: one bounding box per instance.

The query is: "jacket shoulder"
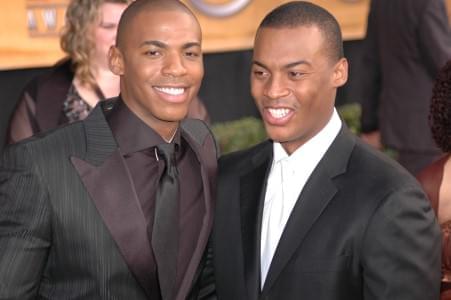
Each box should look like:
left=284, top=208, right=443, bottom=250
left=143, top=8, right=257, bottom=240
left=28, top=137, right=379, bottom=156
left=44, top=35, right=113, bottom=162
left=5, top=120, right=86, bottom=163
left=348, top=138, right=421, bottom=192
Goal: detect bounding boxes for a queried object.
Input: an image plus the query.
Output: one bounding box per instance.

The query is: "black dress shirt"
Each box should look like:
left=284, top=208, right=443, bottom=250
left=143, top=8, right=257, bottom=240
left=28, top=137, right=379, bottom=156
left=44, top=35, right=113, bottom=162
left=106, top=98, right=205, bottom=298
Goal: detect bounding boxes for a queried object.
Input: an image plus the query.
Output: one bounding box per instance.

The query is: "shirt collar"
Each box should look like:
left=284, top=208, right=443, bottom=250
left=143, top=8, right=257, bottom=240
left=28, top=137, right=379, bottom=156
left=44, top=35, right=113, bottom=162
left=106, top=97, right=181, bottom=155
left=272, top=108, right=342, bottom=168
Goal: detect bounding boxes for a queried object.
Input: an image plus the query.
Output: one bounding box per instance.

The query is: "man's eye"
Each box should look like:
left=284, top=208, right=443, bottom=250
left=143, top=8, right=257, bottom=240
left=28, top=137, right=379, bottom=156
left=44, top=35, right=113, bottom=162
left=289, top=71, right=304, bottom=78
left=185, top=51, right=199, bottom=58
left=253, top=70, right=268, bottom=78
left=145, top=50, right=160, bottom=57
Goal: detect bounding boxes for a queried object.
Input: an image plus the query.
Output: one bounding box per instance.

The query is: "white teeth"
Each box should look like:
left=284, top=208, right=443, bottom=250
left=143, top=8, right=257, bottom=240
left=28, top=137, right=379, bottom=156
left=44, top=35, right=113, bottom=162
left=155, top=86, right=185, bottom=96
left=268, top=108, right=290, bottom=119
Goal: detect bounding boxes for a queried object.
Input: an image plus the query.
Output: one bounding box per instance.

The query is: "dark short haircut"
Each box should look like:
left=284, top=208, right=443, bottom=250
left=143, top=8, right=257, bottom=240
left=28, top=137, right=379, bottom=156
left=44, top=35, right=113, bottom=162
left=116, top=0, right=197, bottom=48
left=258, top=1, right=343, bottom=62
left=430, top=60, right=451, bottom=152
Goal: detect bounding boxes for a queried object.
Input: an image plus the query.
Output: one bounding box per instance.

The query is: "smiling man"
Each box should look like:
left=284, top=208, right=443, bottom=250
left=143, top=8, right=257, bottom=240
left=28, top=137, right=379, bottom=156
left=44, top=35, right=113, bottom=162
left=0, top=1, right=217, bottom=299
left=210, top=1, right=441, bottom=299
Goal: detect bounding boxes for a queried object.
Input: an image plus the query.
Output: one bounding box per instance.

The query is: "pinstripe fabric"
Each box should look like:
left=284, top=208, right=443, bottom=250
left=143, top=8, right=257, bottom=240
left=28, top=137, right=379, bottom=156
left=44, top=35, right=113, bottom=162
left=0, top=99, right=217, bottom=300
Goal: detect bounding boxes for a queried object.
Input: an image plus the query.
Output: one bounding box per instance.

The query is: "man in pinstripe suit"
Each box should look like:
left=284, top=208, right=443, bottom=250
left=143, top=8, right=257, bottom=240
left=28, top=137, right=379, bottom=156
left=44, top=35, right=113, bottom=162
left=0, top=1, right=217, bottom=299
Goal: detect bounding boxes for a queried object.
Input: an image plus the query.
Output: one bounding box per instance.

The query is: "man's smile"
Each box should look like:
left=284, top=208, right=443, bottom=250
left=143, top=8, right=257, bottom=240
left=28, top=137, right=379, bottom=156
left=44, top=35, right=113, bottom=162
left=154, top=86, right=186, bottom=96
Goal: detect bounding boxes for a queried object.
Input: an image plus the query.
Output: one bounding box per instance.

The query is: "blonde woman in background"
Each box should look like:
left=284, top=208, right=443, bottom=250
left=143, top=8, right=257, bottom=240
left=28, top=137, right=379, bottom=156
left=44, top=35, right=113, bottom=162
left=8, top=0, right=131, bottom=144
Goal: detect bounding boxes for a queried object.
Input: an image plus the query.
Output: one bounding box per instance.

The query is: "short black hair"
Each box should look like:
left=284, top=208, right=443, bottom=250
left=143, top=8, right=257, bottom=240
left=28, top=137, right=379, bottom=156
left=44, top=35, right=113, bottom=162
left=116, top=0, right=198, bottom=49
left=430, top=60, right=451, bottom=152
left=258, top=1, right=343, bottom=62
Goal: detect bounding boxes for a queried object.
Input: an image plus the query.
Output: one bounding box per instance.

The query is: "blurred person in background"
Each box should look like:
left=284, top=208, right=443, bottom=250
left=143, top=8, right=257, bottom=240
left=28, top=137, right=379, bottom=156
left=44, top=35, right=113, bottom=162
left=8, top=0, right=131, bottom=144
left=7, top=0, right=209, bottom=144
left=360, top=0, right=451, bottom=174
left=417, top=60, right=451, bottom=300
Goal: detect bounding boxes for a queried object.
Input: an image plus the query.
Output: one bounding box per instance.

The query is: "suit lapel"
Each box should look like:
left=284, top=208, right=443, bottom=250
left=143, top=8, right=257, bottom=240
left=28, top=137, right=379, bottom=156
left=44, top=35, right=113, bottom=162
left=70, top=103, right=154, bottom=298
left=261, top=163, right=337, bottom=293
left=176, top=120, right=217, bottom=300
left=261, top=126, right=356, bottom=294
left=240, top=141, right=272, bottom=300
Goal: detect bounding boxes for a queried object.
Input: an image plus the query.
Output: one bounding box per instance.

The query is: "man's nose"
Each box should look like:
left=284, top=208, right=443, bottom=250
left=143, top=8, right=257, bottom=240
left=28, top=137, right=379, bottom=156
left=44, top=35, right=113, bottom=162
left=264, top=75, right=289, bottom=99
left=162, top=52, right=187, bottom=77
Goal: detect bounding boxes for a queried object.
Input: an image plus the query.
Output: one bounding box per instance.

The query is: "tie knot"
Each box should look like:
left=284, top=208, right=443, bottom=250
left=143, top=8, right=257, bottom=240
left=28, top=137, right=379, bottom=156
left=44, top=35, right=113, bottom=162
left=156, top=143, right=176, bottom=165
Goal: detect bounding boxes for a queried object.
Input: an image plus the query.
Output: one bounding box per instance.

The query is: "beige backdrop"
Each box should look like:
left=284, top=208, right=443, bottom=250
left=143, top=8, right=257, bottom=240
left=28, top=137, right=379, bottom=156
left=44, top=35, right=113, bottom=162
left=0, top=0, right=448, bottom=70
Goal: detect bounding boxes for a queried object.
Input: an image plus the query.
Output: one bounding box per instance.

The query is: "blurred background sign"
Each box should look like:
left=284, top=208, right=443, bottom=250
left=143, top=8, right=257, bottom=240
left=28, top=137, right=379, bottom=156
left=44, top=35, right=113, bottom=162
left=27, top=0, right=67, bottom=37
left=0, top=0, right=370, bottom=70
left=185, top=0, right=370, bottom=52
left=1, top=0, right=450, bottom=70
left=0, top=0, right=69, bottom=70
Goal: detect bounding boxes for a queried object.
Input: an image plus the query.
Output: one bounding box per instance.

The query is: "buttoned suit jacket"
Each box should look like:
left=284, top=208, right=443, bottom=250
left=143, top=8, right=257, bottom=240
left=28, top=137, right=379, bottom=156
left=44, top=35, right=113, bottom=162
left=360, top=0, right=451, bottom=152
left=0, top=99, right=217, bottom=299
left=212, top=125, right=440, bottom=299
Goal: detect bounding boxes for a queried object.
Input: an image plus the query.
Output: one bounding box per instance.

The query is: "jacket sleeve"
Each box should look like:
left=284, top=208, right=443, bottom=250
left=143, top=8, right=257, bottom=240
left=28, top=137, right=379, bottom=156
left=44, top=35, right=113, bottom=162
left=360, top=0, right=382, bottom=133
left=417, top=0, right=451, bottom=78
left=0, top=144, right=51, bottom=299
left=362, top=183, right=441, bottom=299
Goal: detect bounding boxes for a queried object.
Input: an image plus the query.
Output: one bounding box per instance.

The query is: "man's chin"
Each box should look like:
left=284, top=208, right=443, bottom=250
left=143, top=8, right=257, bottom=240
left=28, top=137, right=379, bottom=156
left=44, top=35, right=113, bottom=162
left=158, top=109, right=190, bottom=123
left=264, top=126, right=287, bottom=141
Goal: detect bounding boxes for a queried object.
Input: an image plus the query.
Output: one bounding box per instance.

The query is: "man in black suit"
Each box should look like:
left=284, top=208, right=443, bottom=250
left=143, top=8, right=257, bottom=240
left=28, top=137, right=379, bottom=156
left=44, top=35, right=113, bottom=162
left=0, top=1, right=217, bottom=299
left=211, top=2, right=441, bottom=299
left=360, top=0, right=451, bottom=174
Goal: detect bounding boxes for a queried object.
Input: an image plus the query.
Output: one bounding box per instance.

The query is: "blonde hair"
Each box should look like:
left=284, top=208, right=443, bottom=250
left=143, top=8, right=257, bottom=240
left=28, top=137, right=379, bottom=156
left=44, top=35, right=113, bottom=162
left=60, top=0, right=132, bottom=87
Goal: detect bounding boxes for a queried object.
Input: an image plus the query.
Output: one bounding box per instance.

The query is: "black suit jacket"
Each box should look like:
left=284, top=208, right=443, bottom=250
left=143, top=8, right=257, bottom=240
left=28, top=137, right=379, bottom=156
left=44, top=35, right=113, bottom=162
left=360, top=0, right=451, bottom=151
left=212, top=125, right=440, bottom=299
left=0, top=100, right=217, bottom=299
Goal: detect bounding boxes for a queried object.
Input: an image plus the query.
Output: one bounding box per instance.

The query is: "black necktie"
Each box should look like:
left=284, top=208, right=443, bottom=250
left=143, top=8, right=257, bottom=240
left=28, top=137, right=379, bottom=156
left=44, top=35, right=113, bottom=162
left=152, top=143, right=179, bottom=300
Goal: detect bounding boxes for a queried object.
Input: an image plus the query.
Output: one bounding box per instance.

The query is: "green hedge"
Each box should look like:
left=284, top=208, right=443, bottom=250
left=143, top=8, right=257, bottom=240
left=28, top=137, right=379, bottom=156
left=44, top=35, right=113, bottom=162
left=212, top=117, right=266, bottom=154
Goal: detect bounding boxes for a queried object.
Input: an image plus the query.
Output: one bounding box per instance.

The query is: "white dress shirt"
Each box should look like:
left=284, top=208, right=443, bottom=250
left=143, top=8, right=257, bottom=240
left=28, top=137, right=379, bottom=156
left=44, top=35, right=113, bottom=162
left=260, top=109, right=342, bottom=288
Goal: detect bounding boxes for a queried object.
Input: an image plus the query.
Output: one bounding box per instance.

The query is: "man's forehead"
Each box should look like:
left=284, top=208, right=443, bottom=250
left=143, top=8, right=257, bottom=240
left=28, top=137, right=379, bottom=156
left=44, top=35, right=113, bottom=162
left=255, top=26, right=325, bottom=53
left=117, top=1, right=197, bottom=33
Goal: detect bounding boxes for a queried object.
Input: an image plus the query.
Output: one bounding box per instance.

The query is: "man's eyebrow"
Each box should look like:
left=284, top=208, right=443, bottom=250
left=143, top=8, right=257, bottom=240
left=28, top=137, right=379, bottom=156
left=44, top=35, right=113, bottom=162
left=252, top=60, right=312, bottom=69
left=284, top=60, right=312, bottom=69
left=182, top=42, right=201, bottom=49
left=252, top=60, right=268, bottom=69
left=139, top=41, right=201, bottom=49
left=140, top=40, right=167, bottom=48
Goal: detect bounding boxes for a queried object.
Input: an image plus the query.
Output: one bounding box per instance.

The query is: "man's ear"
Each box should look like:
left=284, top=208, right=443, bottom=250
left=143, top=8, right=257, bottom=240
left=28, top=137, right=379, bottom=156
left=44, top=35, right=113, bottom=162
left=332, top=57, right=348, bottom=88
left=108, top=45, right=124, bottom=76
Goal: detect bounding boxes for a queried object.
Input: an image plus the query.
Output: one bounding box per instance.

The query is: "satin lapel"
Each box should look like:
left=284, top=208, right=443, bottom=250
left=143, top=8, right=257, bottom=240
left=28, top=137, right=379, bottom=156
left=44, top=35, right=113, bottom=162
left=177, top=125, right=217, bottom=300
left=240, top=141, right=272, bottom=300
left=70, top=103, right=154, bottom=298
left=262, top=125, right=356, bottom=294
